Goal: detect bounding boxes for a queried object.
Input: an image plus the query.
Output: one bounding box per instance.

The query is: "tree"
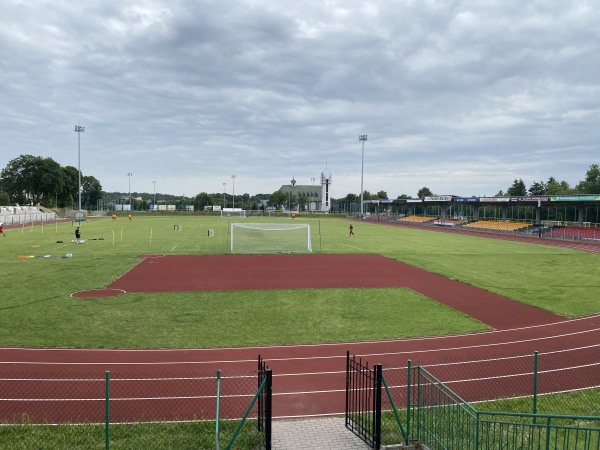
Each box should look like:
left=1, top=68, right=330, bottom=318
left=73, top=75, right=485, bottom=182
left=376, top=190, right=388, bottom=200
left=0, top=155, right=65, bottom=205
left=288, top=193, right=297, bottom=211
left=194, top=192, right=212, bottom=210
left=268, top=190, right=287, bottom=209
left=60, top=166, right=79, bottom=208
left=417, top=187, right=433, bottom=198
left=506, top=179, right=527, bottom=196
left=576, top=164, right=600, bottom=194
left=298, top=195, right=308, bottom=211
left=82, top=175, right=103, bottom=210
left=528, top=180, right=546, bottom=196
left=545, top=177, right=573, bottom=195
left=396, top=194, right=412, bottom=199
left=0, top=191, right=10, bottom=205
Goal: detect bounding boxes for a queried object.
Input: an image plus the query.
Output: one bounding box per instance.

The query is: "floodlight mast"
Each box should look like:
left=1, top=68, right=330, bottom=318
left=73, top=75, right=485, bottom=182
left=128, top=173, right=133, bottom=210
left=74, top=125, right=85, bottom=215
left=231, top=175, right=236, bottom=209
left=359, top=134, right=367, bottom=217
left=152, top=181, right=156, bottom=210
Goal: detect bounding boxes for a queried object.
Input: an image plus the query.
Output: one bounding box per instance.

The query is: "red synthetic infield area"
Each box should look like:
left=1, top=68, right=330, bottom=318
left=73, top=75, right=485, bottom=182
left=102, top=253, right=562, bottom=330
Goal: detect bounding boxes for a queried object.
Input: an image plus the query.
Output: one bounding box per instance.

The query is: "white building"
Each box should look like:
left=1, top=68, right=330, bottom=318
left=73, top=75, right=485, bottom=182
left=278, top=167, right=332, bottom=212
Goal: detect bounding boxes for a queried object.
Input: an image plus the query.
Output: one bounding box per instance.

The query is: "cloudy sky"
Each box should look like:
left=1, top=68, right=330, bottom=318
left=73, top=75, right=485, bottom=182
left=1, top=1, right=598, bottom=200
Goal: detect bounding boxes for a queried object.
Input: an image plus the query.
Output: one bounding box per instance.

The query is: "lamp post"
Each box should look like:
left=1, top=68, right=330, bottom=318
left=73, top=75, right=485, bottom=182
left=223, top=182, right=226, bottom=208
left=359, top=134, right=367, bottom=217
left=231, top=175, right=236, bottom=210
left=128, top=173, right=133, bottom=210
left=152, top=181, right=156, bottom=210
left=74, top=124, right=85, bottom=215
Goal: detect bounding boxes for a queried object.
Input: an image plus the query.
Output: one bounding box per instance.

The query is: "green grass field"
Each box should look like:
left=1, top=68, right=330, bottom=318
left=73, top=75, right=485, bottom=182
left=1, top=214, right=598, bottom=348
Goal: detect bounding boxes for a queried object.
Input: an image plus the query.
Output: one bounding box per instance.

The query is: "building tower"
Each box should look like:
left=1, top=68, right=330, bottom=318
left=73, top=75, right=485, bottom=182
left=321, top=165, right=332, bottom=212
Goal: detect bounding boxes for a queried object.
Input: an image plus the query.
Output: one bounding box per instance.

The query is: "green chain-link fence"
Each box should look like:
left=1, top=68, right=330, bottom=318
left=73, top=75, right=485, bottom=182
left=0, top=368, right=268, bottom=449
left=377, top=349, right=600, bottom=448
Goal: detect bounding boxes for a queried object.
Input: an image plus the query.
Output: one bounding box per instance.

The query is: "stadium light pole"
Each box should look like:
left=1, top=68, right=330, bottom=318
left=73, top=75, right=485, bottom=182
left=128, top=173, right=133, bottom=210
left=152, top=181, right=156, bottom=210
left=231, top=175, right=236, bottom=210
left=223, top=182, right=226, bottom=208
left=359, top=134, right=367, bottom=217
left=74, top=124, right=85, bottom=215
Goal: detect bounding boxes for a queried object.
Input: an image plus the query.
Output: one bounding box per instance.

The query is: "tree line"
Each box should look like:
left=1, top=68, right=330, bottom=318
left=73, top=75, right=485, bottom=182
left=500, top=166, right=600, bottom=196
left=0, top=155, right=102, bottom=209
left=1, top=154, right=599, bottom=211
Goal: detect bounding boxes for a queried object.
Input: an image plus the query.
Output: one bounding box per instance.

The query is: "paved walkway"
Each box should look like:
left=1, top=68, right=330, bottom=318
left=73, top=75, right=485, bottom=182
left=272, top=417, right=372, bottom=449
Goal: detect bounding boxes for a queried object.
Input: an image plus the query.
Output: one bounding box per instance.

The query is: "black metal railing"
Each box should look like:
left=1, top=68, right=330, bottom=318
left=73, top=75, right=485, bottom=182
left=345, top=351, right=382, bottom=449
left=258, top=354, right=272, bottom=450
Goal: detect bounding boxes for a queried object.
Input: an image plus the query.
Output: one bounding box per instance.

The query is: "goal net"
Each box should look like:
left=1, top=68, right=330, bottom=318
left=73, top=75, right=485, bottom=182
left=230, top=223, right=312, bottom=254
left=221, top=209, right=246, bottom=218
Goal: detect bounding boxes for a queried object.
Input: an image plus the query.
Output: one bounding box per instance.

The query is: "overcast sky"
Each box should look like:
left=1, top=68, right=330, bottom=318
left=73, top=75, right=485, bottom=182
left=1, top=1, right=599, bottom=200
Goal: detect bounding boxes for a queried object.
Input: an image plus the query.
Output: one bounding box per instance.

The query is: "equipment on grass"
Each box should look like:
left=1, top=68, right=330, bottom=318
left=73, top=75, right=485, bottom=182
left=230, top=222, right=312, bottom=254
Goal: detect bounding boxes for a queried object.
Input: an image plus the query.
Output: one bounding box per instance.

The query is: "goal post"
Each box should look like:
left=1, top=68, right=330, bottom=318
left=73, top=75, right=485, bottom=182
left=221, top=209, right=246, bottom=218
left=230, top=223, right=312, bottom=254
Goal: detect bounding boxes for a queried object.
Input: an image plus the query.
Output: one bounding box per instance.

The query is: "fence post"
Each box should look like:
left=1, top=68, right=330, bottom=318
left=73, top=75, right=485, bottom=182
left=105, top=371, right=110, bottom=450
left=216, top=370, right=221, bottom=450
left=265, top=369, right=272, bottom=450
left=406, top=360, right=412, bottom=445
left=345, top=351, right=350, bottom=425
left=533, top=351, right=539, bottom=421
left=374, top=364, right=382, bottom=450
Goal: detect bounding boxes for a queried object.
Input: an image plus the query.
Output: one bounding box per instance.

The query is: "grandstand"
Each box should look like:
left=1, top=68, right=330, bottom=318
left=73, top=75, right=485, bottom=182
left=462, top=220, right=532, bottom=233
left=397, top=215, right=436, bottom=223
left=0, top=206, right=57, bottom=225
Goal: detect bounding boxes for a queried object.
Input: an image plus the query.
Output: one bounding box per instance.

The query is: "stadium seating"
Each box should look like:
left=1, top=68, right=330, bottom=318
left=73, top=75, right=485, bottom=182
left=548, top=226, right=600, bottom=241
left=433, top=218, right=467, bottom=227
left=0, top=205, right=58, bottom=225
left=462, top=220, right=531, bottom=232
left=398, top=215, right=437, bottom=223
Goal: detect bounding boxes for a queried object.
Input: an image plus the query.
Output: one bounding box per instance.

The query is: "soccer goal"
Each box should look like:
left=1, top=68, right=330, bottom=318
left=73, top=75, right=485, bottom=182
left=221, top=209, right=246, bottom=218
left=230, top=223, right=312, bottom=254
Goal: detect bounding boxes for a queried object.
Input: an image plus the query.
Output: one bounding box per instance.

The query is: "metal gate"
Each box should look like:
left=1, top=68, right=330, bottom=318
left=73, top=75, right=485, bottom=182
left=345, top=351, right=382, bottom=449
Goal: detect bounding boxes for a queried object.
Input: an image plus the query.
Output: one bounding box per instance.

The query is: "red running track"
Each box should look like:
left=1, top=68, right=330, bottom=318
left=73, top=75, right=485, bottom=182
left=1, top=315, right=600, bottom=420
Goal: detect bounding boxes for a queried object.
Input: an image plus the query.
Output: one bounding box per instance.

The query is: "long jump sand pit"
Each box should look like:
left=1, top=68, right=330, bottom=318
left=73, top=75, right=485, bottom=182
left=100, top=254, right=563, bottom=330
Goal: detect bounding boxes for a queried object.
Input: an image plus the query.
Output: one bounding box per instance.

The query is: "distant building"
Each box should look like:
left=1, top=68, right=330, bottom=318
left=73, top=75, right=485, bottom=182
left=278, top=167, right=332, bottom=212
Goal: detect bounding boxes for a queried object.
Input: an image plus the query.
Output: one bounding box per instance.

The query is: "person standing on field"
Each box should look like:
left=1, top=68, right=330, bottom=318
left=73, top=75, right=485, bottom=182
left=75, top=226, right=81, bottom=243
left=349, top=224, right=354, bottom=236
left=0, top=223, right=5, bottom=237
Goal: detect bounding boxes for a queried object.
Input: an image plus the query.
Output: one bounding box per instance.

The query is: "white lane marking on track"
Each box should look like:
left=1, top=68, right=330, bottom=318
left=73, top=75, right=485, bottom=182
left=3, top=329, right=600, bottom=366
